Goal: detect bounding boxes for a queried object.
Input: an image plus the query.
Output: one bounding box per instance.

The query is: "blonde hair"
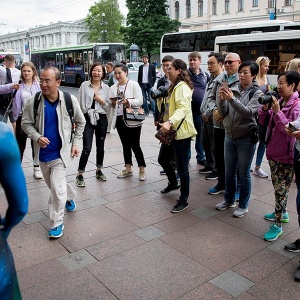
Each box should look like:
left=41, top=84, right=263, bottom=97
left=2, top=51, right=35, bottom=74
left=21, top=62, right=39, bottom=82
left=285, top=58, right=300, bottom=72
left=256, top=56, right=270, bottom=86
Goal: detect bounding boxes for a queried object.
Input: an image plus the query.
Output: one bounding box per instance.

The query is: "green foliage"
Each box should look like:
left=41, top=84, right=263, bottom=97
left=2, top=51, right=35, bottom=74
left=124, top=0, right=180, bottom=58
left=85, top=0, right=124, bottom=43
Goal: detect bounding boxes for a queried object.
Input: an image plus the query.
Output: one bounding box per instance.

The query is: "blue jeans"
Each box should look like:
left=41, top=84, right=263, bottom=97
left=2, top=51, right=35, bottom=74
left=255, top=141, right=266, bottom=167
left=224, top=135, right=256, bottom=209
left=187, top=114, right=205, bottom=162
left=141, top=83, right=155, bottom=115
left=294, top=147, right=300, bottom=227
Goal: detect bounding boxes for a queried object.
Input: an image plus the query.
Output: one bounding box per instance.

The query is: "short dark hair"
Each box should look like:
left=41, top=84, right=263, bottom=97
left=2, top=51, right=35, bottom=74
left=162, top=55, right=174, bottom=63
left=188, top=51, right=201, bottom=60
left=41, top=66, right=61, bottom=80
left=89, top=62, right=106, bottom=80
left=4, top=54, right=15, bottom=63
left=238, top=61, right=259, bottom=77
left=208, top=52, right=224, bottom=64
left=106, top=62, right=115, bottom=68
left=114, top=63, right=128, bottom=74
left=278, top=71, right=300, bottom=91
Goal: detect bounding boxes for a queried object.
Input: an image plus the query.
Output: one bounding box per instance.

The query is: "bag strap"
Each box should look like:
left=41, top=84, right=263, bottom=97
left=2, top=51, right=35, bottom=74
left=6, top=68, right=12, bottom=84
left=175, top=117, right=185, bottom=131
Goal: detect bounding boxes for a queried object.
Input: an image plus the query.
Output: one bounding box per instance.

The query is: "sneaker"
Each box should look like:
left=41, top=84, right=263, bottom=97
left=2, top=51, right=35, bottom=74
left=117, top=169, right=133, bottom=178
left=96, top=170, right=107, bottom=181
left=199, top=166, right=213, bottom=174
left=233, top=207, right=248, bottom=218
left=197, top=160, right=207, bottom=166
left=285, top=238, right=300, bottom=253
left=215, top=200, right=236, bottom=211
left=139, top=169, right=146, bottom=181
left=33, top=166, right=43, bottom=179
left=65, top=199, right=76, bottom=212
left=205, top=171, right=218, bottom=180
left=208, top=185, right=225, bottom=195
left=49, top=224, right=64, bottom=239
left=264, top=212, right=289, bottom=223
left=76, top=174, right=85, bottom=187
left=171, top=200, right=189, bottom=213
left=295, top=263, right=300, bottom=282
left=253, top=168, right=268, bottom=178
left=264, top=224, right=283, bottom=241
left=160, top=170, right=166, bottom=175
left=161, top=183, right=180, bottom=194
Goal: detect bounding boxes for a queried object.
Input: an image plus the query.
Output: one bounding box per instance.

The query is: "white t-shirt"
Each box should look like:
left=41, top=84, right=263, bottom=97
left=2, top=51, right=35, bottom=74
left=0, top=66, right=21, bottom=84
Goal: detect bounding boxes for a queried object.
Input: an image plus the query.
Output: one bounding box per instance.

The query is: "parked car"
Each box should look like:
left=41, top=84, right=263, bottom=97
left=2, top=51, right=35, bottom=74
left=127, top=62, right=143, bottom=70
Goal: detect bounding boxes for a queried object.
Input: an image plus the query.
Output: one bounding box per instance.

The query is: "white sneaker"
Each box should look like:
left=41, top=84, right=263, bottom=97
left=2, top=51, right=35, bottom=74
left=252, top=168, right=268, bottom=178
left=33, top=167, right=43, bottom=179
left=233, top=207, right=248, bottom=218
left=139, top=170, right=146, bottom=181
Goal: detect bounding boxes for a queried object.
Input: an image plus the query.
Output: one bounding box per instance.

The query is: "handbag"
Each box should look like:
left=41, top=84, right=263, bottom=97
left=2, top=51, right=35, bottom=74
left=155, top=118, right=185, bottom=146
left=123, top=107, right=145, bottom=127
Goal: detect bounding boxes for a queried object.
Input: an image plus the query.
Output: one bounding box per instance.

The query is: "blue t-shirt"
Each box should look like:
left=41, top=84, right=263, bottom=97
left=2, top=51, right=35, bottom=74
left=39, top=99, right=62, bottom=162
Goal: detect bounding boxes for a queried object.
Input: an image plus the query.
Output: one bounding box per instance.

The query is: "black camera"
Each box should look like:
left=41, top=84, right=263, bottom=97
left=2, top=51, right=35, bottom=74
left=258, top=90, right=278, bottom=105
left=151, top=86, right=168, bottom=99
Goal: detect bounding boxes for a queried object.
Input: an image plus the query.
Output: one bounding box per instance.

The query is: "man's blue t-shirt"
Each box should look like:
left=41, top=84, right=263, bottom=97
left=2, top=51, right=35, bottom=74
left=39, top=99, right=62, bottom=162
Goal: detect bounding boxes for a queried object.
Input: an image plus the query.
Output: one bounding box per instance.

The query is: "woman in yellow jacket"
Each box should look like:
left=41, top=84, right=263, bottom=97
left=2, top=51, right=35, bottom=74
left=158, top=59, right=197, bottom=213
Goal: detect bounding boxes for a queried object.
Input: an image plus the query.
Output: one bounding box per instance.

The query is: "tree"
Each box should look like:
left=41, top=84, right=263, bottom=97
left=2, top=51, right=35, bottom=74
left=124, top=0, right=180, bottom=59
left=85, top=0, right=124, bottom=43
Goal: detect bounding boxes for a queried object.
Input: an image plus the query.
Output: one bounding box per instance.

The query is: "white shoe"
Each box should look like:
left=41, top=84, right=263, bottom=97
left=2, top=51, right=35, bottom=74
left=233, top=207, right=248, bottom=218
left=33, top=167, right=43, bottom=179
left=139, top=170, right=146, bottom=181
left=252, top=168, right=268, bottom=178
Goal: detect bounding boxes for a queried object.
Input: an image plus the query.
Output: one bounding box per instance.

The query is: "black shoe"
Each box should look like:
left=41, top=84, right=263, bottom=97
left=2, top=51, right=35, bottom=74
left=197, top=160, right=206, bottom=166
left=160, top=183, right=180, bottom=194
left=171, top=201, right=189, bottom=213
left=285, top=238, right=300, bottom=253
left=295, top=263, right=300, bottom=282
left=199, top=166, right=213, bottom=174
left=205, top=171, right=218, bottom=180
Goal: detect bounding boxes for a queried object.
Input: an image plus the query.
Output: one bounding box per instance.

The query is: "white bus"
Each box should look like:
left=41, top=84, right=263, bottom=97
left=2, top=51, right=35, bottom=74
left=214, top=29, right=300, bottom=85
left=0, top=51, right=23, bottom=69
left=160, top=20, right=300, bottom=72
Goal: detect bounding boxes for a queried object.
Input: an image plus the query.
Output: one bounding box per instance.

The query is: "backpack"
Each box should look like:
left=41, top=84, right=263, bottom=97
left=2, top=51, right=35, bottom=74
left=0, top=68, right=14, bottom=111
left=33, top=91, right=75, bottom=141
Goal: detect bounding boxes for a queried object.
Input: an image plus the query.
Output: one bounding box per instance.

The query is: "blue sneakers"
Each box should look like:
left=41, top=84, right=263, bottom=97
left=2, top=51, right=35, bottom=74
left=264, top=224, right=283, bottom=241
left=208, top=185, right=225, bottom=195
left=65, top=199, right=76, bottom=212
left=49, top=224, right=64, bottom=239
left=264, top=212, right=289, bottom=223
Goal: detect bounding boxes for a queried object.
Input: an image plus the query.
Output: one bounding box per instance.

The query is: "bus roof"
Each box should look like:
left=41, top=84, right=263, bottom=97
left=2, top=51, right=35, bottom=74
left=31, top=43, right=125, bottom=54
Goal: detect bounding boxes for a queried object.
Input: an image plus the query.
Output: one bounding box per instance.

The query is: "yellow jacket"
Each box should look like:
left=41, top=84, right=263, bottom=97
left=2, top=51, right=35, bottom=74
left=168, top=81, right=197, bottom=140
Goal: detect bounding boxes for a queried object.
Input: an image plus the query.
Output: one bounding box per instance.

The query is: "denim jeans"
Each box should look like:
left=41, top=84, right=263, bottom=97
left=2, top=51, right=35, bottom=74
left=255, top=141, right=266, bottom=167
left=78, top=114, right=108, bottom=172
left=224, top=135, right=256, bottom=209
left=213, top=127, right=225, bottom=189
left=294, top=147, right=300, bottom=227
left=158, top=138, right=191, bottom=203
left=193, top=114, right=206, bottom=163
left=141, top=83, right=155, bottom=115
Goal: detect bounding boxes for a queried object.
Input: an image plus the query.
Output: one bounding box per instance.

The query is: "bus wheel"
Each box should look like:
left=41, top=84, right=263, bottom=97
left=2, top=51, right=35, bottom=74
left=75, top=75, right=82, bottom=87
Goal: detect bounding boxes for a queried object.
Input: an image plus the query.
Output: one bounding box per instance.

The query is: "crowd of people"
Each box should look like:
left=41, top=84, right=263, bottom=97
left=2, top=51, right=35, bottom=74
left=2, top=51, right=300, bottom=283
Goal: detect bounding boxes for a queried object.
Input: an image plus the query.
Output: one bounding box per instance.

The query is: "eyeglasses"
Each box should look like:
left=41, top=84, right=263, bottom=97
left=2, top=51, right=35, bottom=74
left=39, top=79, right=54, bottom=85
left=224, top=60, right=239, bottom=65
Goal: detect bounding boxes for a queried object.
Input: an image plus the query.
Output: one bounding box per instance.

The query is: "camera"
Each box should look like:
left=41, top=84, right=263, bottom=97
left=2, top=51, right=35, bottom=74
left=151, top=86, right=168, bottom=99
left=258, top=90, right=278, bottom=105
left=289, top=122, right=298, bottom=132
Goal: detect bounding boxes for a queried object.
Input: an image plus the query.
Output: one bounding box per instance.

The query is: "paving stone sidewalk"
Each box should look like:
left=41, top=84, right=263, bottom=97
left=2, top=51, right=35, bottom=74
left=2, top=116, right=300, bottom=299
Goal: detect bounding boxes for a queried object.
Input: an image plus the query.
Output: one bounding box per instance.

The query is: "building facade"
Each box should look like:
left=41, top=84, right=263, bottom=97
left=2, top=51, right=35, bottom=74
left=0, top=20, right=89, bottom=61
left=168, top=0, right=300, bottom=30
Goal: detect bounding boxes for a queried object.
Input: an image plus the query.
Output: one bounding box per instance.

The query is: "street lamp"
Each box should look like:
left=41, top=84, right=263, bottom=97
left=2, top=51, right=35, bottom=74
left=100, top=12, right=108, bottom=43
left=26, top=31, right=31, bottom=61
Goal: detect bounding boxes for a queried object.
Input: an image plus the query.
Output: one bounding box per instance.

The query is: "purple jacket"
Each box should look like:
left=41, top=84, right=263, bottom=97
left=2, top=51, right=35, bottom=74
left=258, top=91, right=300, bottom=164
left=12, top=81, right=40, bottom=121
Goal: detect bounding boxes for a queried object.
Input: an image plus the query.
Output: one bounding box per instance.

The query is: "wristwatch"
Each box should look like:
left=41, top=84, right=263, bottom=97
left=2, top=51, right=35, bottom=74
left=168, top=119, right=173, bottom=125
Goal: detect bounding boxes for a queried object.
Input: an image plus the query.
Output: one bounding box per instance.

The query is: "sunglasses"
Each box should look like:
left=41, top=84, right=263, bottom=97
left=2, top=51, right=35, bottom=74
left=262, top=56, right=270, bottom=61
left=224, top=60, right=239, bottom=65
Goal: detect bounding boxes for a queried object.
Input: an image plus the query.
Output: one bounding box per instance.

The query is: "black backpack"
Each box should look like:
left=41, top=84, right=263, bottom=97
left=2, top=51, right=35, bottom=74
left=33, top=91, right=75, bottom=141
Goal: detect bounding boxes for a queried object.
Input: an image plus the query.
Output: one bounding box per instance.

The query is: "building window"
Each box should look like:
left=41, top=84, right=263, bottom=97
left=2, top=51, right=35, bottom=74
left=253, top=0, right=258, bottom=7
left=225, top=0, right=230, bottom=13
left=186, top=0, right=191, bottom=18
left=175, top=1, right=179, bottom=21
left=285, top=0, right=292, bottom=5
left=268, top=0, right=275, bottom=8
left=198, top=0, right=203, bottom=16
left=212, top=0, right=217, bottom=15
left=238, top=0, right=244, bottom=11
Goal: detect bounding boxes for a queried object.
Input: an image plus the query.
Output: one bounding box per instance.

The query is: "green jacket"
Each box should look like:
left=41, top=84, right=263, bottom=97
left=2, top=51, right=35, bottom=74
left=168, top=81, right=197, bottom=140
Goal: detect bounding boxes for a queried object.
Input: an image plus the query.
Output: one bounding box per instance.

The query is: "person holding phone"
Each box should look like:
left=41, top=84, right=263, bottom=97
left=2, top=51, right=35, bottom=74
left=259, top=71, right=300, bottom=241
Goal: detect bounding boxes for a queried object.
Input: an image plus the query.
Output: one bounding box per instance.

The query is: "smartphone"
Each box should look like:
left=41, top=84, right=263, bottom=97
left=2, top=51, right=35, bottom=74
left=289, top=122, right=297, bottom=132
left=221, top=80, right=228, bottom=88
left=110, top=96, right=123, bottom=101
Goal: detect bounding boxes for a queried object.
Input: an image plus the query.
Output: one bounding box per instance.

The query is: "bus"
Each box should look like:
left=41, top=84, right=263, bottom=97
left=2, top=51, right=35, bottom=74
left=31, top=43, right=126, bottom=86
left=160, top=20, right=300, bottom=72
left=0, top=51, right=23, bottom=69
left=214, top=29, right=300, bottom=85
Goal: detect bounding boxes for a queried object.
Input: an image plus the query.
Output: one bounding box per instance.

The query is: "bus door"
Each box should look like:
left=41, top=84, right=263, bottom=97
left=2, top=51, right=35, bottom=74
left=232, top=44, right=263, bottom=62
left=83, top=50, right=92, bottom=81
left=56, top=53, right=65, bottom=81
